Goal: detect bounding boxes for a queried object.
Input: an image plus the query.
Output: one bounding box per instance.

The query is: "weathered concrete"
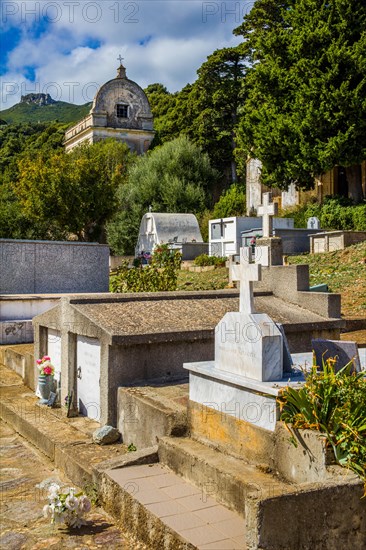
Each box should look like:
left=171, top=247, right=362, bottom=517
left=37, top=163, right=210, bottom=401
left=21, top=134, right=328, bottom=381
left=255, top=264, right=342, bottom=319
left=117, top=383, right=188, bottom=449
left=188, top=400, right=275, bottom=467
left=32, top=290, right=344, bottom=426
left=310, top=230, right=366, bottom=253
left=274, top=422, right=335, bottom=483
left=246, top=481, right=366, bottom=550
left=1, top=356, right=365, bottom=550
left=158, top=436, right=288, bottom=517
left=0, top=239, right=110, bottom=295
left=0, top=421, right=140, bottom=550
left=158, top=436, right=365, bottom=550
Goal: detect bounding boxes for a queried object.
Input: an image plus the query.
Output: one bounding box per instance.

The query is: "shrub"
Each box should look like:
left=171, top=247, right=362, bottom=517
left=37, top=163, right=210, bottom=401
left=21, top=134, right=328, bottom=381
left=281, top=196, right=366, bottom=231
left=278, top=358, right=366, bottom=494
left=194, top=254, right=227, bottom=267
left=110, top=245, right=181, bottom=293
left=353, top=205, right=366, bottom=230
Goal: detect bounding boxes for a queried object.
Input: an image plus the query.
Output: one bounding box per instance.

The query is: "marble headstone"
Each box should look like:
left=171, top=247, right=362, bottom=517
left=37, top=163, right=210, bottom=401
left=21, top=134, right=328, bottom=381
left=307, top=217, right=320, bottom=229
left=312, top=339, right=361, bottom=373
left=257, top=193, right=278, bottom=237
left=216, top=248, right=283, bottom=382
left=276, top=323, right=293, bottom=373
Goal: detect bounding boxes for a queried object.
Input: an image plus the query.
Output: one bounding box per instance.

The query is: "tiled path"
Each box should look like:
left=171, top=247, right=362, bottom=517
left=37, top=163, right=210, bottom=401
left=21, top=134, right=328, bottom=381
left=108, top=463, right=246, bottom=549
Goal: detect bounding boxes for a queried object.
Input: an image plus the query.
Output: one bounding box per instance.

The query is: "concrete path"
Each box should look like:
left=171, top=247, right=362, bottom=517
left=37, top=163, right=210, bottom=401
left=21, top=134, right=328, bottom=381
left=108, top=463, right=246, bottom=549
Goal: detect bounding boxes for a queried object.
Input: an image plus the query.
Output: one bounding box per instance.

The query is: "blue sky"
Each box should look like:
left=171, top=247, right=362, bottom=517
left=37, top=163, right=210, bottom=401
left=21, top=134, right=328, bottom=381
left=0, top=1, right=254, bottom=109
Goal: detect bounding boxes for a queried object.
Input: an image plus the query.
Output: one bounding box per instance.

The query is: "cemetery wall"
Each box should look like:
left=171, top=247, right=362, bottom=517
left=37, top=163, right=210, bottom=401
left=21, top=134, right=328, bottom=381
left=0, top=239, right=110, bottom=294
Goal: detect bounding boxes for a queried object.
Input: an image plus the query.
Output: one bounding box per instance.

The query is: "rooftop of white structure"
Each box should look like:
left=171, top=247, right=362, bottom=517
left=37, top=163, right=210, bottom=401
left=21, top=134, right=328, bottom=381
left=139, top=212, right=204, bottom=243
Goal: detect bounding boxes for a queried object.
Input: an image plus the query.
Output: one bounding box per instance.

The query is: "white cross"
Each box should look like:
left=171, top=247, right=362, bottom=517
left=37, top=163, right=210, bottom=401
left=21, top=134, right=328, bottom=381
left=257, top=193, right=278, bottom=238
left=231, top=248, right=261, bottom=314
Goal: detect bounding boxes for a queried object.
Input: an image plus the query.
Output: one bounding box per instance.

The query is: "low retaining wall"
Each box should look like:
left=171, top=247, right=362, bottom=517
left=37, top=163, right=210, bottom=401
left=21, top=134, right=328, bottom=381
left=0, top=239, right=109, bottom=294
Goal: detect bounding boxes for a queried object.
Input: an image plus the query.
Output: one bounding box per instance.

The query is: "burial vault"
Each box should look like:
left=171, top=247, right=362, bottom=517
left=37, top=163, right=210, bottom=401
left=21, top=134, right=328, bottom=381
left=33, top=266, right=343, bottom=427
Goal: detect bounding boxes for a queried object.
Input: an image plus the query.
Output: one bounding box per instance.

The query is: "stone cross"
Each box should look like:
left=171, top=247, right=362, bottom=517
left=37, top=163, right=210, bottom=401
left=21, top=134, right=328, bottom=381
left=117, top=55, right=124, bottom=65
left=257, top=193, right=278, bottom=238
left=231, top=248, right=261, bottom=314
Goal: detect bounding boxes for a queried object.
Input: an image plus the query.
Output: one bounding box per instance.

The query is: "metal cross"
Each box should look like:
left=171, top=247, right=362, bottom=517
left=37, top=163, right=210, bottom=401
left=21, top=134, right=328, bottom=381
left=257, top=192, right=278, bottom=238
left=231, top=248, right=261, bottom=314
left=117, top=55, right=124, bottom=65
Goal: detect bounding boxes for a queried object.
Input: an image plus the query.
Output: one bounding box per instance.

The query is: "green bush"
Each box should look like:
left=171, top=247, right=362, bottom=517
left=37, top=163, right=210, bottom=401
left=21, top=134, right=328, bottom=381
left=282, top=196, right=366, bottom=231
left=353, top=205, right=366, bottom=230
left=110, top=245, right=181, bottom=293
left=278, top=358, right=366, bottom=494
left=194, top=254, right=227, bottom=267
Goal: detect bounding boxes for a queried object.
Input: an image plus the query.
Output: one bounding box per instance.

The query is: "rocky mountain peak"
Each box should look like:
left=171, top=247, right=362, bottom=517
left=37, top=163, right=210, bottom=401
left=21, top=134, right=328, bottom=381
left=20, top=93, right=56, bottom=106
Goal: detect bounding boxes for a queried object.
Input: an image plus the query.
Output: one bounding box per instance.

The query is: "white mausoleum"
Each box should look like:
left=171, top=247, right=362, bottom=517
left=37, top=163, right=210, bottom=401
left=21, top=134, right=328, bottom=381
left=136, top=212, right=204, bottom=255
left=64, top=59, right=154, bottom=153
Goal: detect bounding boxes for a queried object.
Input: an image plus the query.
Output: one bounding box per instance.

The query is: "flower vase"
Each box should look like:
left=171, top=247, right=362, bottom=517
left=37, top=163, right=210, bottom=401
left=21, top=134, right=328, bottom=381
left=38, top=375, right=54, bottom=404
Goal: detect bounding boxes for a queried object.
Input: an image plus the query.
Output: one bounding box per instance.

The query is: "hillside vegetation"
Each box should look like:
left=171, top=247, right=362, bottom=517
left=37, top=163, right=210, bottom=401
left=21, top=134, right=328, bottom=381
left=1, top=101, right=91, bottom=124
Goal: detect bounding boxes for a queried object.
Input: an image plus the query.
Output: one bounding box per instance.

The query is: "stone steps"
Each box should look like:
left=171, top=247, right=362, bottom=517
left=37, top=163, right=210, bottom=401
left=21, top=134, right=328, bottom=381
left=158, top=436, right=292, bottom=518
left=104, top=462, right=246, bottom=549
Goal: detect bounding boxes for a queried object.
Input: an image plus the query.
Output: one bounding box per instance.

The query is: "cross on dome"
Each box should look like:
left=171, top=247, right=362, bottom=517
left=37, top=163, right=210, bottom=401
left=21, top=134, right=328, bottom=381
left=231, top=248, right=261, bottom=314
left=117, top=54, right=124, bottom=65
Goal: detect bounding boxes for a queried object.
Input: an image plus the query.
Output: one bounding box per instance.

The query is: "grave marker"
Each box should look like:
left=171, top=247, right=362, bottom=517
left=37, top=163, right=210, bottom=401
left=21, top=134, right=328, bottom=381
left=307, top=217, right=320, bottom=230
left=312, top=339, right=361, bottom=373
left=257, top=193, right=278, bottom=238
left=231, top=248, right=261, bottom=314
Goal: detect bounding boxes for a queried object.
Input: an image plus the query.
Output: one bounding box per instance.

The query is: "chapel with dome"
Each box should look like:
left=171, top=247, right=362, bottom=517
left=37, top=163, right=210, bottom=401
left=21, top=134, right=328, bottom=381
left=64, top=58, right=154, bottom=153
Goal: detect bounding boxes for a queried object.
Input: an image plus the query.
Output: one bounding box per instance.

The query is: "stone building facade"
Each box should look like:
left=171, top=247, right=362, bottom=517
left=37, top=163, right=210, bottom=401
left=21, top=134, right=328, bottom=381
left=64, top=62, right=154, bottom=153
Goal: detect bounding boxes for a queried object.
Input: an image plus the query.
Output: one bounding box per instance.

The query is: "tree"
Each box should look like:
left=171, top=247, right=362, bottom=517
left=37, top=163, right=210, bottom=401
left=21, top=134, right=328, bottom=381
left=14, top=139, right=133, bottom=241
left=0, top=122, right=69, bottom=239
left=235, top=0, right=366, bottom=199
left=106, top=136, right=219, bottom=254
left=187, top=47, right=247, bottom=188
left=145, top=47, right=247, bottom=193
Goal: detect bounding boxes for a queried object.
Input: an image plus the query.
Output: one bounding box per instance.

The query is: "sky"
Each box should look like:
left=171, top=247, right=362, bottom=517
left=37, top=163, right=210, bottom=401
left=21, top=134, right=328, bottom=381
left=1, top=0, right=254, bottom=109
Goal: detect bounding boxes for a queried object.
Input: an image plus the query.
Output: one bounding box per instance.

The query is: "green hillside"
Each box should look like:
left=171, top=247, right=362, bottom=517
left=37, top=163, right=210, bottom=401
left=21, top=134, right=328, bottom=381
left=1, top=100, right=91, bottom=125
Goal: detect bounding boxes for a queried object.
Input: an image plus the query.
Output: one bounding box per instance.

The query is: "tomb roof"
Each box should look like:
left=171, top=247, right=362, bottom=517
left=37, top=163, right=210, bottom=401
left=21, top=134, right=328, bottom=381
left=71, top=294, right=328, bottom=338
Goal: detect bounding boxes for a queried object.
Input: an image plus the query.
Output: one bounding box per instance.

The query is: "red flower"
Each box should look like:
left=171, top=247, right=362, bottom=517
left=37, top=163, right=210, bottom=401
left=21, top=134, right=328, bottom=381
left=44, top=366, right=52, bottom=375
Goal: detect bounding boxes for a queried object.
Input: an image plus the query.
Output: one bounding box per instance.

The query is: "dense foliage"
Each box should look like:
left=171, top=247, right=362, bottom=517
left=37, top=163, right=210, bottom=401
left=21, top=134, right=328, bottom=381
left=1, top=100, right=91, bottom=124
left=0, top=122, right=68, bottom=239
left=110, top=244, right=182, bottom=292
left=234, top=0, right=366, bottom=196
left=106, top=136, right=218, bottom=254
left=14, top=139, right=133, bottom=241
left=282, top=196, right=366, bottom=230
left=145, top=45, right=247, bottom=192
left=278, top=358, right=366, bottom=493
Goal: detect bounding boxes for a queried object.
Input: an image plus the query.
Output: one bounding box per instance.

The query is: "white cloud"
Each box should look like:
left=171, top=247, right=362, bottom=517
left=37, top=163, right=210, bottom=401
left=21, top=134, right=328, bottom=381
left=1, top=0, right=248, bottom=108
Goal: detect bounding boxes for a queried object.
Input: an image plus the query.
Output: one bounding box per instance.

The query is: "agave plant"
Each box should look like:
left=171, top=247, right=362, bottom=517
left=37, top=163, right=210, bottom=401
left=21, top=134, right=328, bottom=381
left=278, top=357, right=366, bottom=495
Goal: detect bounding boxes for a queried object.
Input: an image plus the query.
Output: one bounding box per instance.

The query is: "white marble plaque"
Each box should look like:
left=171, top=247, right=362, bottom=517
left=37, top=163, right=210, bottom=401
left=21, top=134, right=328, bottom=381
left=47, top=328, right=61, bottom=382
left=215, top=312, right=283, bottom=381
left=76, top=335, right=101, bottom=421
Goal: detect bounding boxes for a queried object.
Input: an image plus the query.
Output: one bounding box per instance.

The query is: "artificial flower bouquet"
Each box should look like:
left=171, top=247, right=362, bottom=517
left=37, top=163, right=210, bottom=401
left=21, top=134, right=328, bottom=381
left=37, top=356, right=55, bottom=376
left=43, top=483, right=91, bottom=528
